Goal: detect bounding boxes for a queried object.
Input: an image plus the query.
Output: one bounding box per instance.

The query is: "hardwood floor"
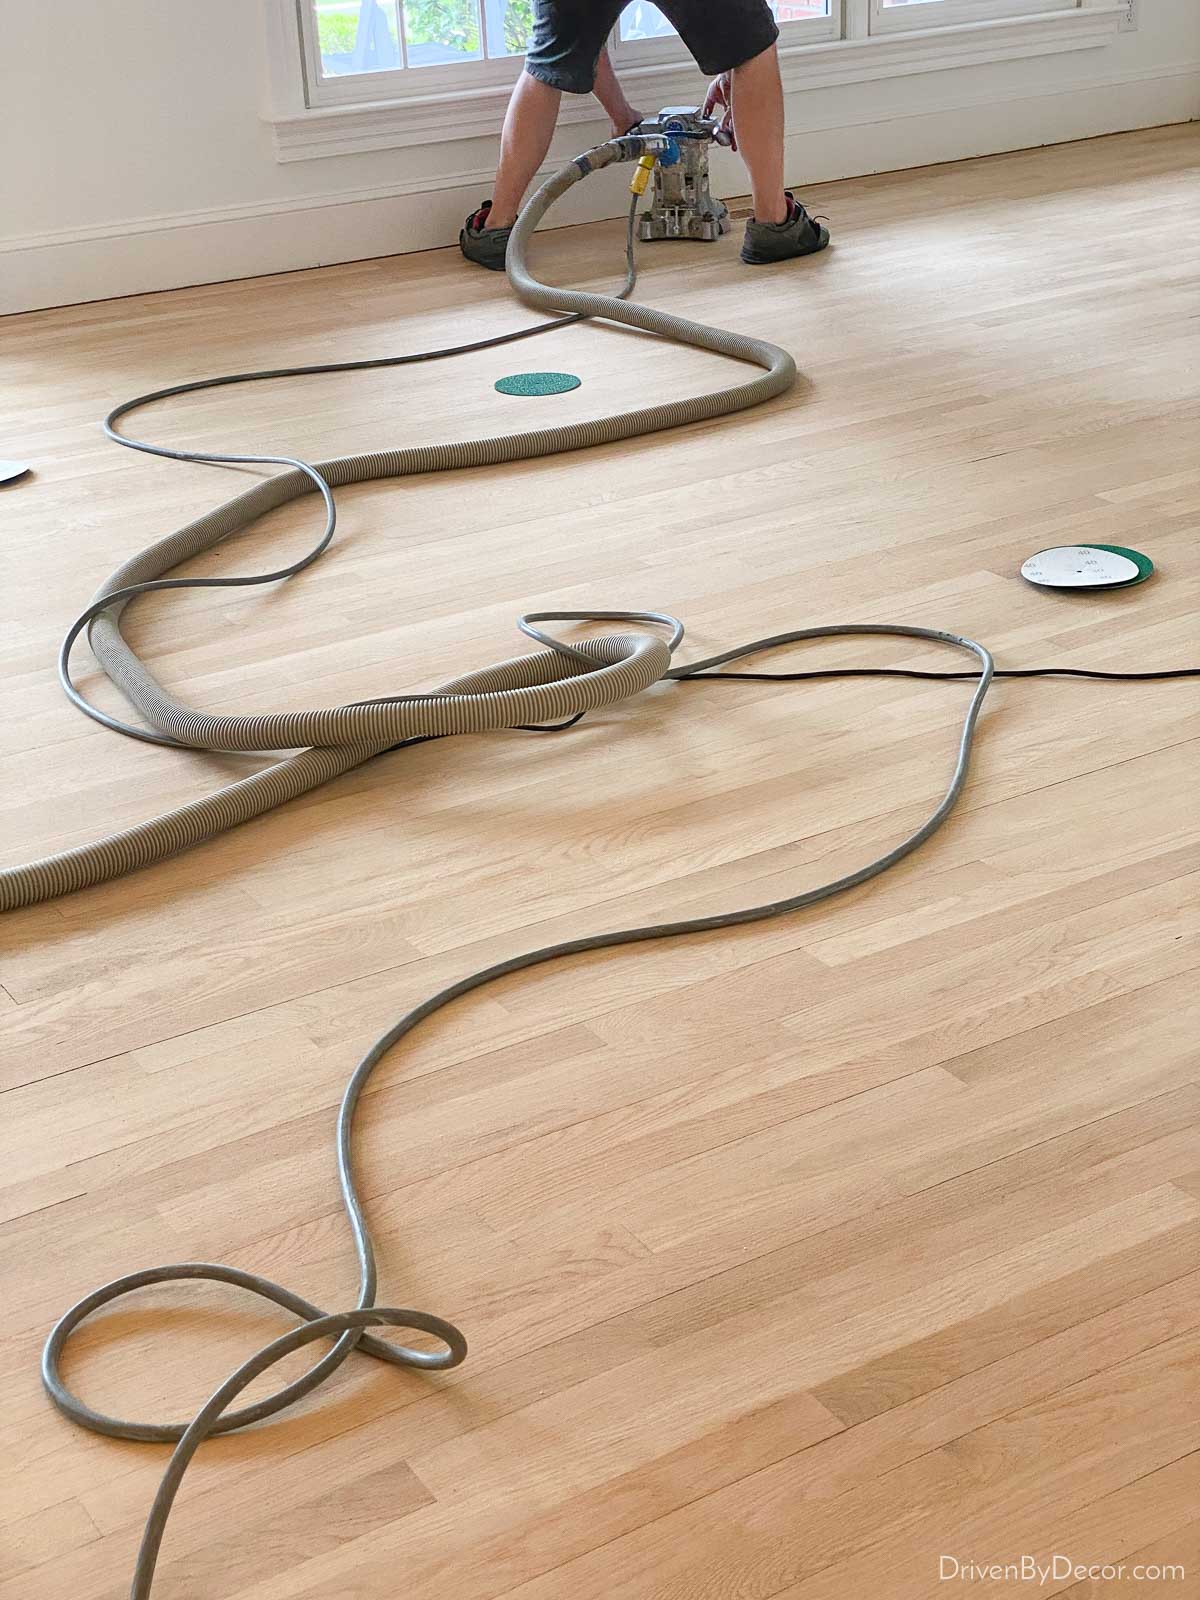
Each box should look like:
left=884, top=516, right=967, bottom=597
left=2, top=125, right=1198, bottom=1599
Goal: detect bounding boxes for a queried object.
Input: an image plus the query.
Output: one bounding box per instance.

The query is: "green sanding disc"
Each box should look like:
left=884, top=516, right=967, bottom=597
left=1020, top=543, right=1154, bottom=591
left=495, top=372, right=581, bottom=397
left=1089, top=543, right=1155, bottom=584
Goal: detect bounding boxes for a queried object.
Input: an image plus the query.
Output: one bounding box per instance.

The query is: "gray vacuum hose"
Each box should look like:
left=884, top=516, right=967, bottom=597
left=19, top=137, right=996, bottom=1598
left=2, top=135, right=793, bottom=912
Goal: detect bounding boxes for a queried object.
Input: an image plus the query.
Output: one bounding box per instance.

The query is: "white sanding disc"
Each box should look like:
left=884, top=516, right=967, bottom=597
left=1021, top=545, right=1141, bottom=590
left=0, top=460, right=32, bottom=485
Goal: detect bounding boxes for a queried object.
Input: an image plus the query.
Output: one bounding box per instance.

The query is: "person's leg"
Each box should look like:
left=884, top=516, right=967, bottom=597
left=461, top=0, right=624, bottom=264
left=488, top=71, right=562, bottom=229
left=730, top=44, right=787, bottom=225
left=666, top=0, right=829, bottom=263
left=659, top=0, right=786, bottom=221
left=489, top=41, right=638, bottom=230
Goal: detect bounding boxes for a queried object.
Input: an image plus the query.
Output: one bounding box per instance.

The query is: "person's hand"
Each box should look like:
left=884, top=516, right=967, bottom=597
left=702, top=72, right=736, bottom=149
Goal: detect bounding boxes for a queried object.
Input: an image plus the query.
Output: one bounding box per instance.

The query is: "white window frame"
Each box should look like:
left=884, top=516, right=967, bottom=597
left=613, top=3, right=840, bottom=73
left=299, top=0, right=529, bottom=108
left=261, top=0, right=1129, bottom=162
left=868, top=0, right=1078, bottom=36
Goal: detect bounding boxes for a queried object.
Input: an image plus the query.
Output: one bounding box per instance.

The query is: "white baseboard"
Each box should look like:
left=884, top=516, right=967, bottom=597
left=2, top=63, right=1196, bottom=316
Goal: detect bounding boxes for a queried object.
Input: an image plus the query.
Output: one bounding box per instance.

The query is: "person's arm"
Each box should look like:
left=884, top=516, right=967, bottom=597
left=702, top=73, right=737, bottom=149
left=592, top=47, right=643, bottom=135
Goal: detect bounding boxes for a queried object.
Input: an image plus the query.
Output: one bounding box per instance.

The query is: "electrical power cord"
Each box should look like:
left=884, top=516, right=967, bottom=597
left=42, top=623, right=996, bottom=1600
left=9, top=134, right=1193, bottom=1597
left=685, top=666, right=1199, bottom=683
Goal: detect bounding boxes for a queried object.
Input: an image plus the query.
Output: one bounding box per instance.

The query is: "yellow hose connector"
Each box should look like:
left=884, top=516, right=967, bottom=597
left=630, top=152, right=657, bottom=196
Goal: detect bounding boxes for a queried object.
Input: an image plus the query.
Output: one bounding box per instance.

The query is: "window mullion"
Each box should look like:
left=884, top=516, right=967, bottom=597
left=845, top=0, right=869, bottom=41
left=298, top=0, right=326, bottom=100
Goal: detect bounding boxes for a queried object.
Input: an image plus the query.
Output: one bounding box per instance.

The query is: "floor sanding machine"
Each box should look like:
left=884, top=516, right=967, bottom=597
left=630, top=107, right=732, bottom=241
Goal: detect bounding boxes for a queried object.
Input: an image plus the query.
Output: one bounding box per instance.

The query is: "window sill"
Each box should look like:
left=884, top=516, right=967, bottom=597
left=264, top=6, right=1127, bottom=164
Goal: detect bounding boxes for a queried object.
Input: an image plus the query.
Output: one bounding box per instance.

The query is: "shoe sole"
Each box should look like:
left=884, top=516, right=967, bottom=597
left=458, top=230, right=509, bottom=272
left=740, top=223, right=830, bottom=266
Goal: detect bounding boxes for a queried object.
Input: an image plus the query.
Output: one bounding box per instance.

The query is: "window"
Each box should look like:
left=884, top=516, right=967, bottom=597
left=265, top=0, right=1121, bottom=159
left=301, top=1, right=535, bottom=102
left=868, top=0, right=1079, bottom=34
left=619, top=2, right=833, bottom=42
left=616, top=2, right=837, bottom=64
left=298, top=0, right=841, bottom=106
left=311, top=1, right=533, bottom=76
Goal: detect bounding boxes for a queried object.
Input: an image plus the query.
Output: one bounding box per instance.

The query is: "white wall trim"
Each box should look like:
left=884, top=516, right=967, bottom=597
left=3, top=57, right=1195, bottom=316
left=265, top=6, right=1127, bottom=162
left=0, top=166, right=512, bottom=256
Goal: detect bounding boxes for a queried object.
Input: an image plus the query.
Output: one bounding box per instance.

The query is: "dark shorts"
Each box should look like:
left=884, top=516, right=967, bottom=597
left=526, top=1, right=779, bottom=94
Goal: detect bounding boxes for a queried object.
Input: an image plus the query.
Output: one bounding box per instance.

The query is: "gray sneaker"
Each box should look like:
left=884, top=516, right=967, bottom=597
left=460, top=201, right=512, bottom=272
left=741, top=193, right=829, bottom=266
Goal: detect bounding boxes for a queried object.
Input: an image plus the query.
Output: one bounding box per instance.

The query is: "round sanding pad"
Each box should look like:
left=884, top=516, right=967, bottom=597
left=0, top=460, right=32, bottom=485
left=1020, top=543, right=1153, bottom=591
left=495, top=372, right=581, bottom=397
